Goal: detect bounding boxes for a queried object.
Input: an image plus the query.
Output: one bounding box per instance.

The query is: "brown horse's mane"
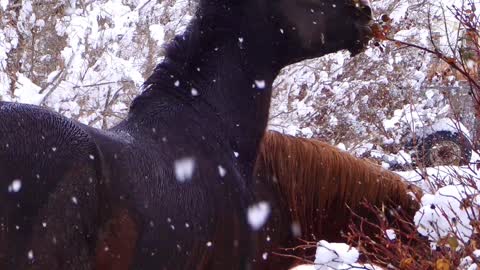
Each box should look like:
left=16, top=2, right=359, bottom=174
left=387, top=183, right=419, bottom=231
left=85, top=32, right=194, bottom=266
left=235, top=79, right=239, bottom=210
left=255, top=130, right=422, bottom=243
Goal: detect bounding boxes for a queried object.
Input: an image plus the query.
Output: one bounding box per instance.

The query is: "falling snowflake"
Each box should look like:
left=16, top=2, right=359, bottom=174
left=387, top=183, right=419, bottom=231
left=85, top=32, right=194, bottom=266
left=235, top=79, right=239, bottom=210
left=247, top=201, right=271, bottom=230
left=191, top=88, right=199, bottom=96
left=218, top=165, right=227, bottom=177
left=8, top=179, right=22, bottom=193
left=254, top=80, right=266, bottom=89
left=174, top=157, right=196, bottom=182
left=27, top=250, right=34, bottom=260
left=291, top=222, right=302, bottom=237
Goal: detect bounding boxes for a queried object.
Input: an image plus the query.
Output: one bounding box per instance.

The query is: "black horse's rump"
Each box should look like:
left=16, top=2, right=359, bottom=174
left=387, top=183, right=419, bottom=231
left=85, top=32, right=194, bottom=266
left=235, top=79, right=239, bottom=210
left=0, top=0, right=372, bottom=269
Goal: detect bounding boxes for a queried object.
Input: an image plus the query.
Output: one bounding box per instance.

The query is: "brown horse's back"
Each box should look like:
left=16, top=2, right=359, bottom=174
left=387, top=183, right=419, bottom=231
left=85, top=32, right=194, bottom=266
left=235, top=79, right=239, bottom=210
left=254, top=131, right=421, bottom=267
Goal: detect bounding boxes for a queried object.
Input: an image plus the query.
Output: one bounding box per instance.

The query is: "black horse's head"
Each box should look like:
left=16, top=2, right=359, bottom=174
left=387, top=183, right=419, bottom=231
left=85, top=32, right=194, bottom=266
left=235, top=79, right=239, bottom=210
left=198, top=0, right=373, bottom=67
left=274, top=0, right=373, bottom=61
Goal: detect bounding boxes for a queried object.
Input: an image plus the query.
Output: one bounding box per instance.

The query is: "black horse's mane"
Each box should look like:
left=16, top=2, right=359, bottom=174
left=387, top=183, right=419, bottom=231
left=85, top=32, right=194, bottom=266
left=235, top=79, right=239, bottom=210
left=130, top=0, right=277, bottom=112
left=129, top=10, right=240, bottom=112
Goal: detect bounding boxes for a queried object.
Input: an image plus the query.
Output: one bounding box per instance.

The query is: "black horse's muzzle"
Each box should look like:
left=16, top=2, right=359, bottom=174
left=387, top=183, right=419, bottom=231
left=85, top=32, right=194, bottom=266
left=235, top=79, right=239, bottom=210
left=348, top=0, right=374, bottom=56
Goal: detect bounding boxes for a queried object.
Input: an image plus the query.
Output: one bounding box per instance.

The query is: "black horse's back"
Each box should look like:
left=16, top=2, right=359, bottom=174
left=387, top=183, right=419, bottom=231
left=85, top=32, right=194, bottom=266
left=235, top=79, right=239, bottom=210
left=0, top=101, right=102, bottom=269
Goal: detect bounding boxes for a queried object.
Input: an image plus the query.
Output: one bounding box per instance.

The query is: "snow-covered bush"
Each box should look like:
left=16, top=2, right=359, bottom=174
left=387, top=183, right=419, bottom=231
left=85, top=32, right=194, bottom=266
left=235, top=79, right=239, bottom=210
left=314, top=241, right=360, bottom=270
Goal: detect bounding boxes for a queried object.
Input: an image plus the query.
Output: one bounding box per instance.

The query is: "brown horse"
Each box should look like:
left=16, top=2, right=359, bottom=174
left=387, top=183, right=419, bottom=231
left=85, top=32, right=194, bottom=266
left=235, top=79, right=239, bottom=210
left=254, top=131, right=421, bottom=268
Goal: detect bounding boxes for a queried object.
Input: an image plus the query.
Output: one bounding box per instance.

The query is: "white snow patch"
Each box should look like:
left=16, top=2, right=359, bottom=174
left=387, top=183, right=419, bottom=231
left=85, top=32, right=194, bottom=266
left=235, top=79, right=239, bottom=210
left=414, top=185, right=479, bottom=243
left=429, top=118, right=470, bottom=138
left=460, top=249, right=480, bottom=270
left=389, top=1, right=410, bottom=22
left=247, top=201, right=270, bottom=230
left=14, top=74, right=45, bottom=105
left=0, top=0, right=8, bottom=11
left=149, top=24, right=165, bottom=44
left=174, top=157, right=196, bottom=182
left=336, top=143, right=346, bottom=151
left=314, top=240, right=359, bottom=270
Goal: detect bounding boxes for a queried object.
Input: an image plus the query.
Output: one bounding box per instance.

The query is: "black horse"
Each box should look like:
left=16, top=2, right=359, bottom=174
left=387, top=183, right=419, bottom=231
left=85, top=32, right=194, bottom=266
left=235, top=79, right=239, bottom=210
left=0, top=0, right=372, bottom=269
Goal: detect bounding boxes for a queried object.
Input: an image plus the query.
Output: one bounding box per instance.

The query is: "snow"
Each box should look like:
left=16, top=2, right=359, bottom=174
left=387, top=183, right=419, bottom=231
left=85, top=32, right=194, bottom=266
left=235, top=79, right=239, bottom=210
left=174, top=157, right=196, bottom=182
left=27, top=250, right=34, bottom=260
left=389, top=1, right=410, bottom=22
left=314, top=241, right=360, bottom=270
left=291, top=222, right=302, bottom=237
left=8, top=179, right=22, bottom=193
left=385, top=229, right=396, bottom=241
left=217, top=165, right=227, bottom=177
left=191, top=88, right=199, bottom=96
left=429, top=118, right=471, bottom=138
left=0, top=0, right=7, bottom=11
left=247, top=201, right=271, bottom=230
left=396, top=166, right=479, bottom=192
left=460, top=250, right=480, bottom=270
left=414, top=184, right=479, bottom=243
left=14, top=74, right=45, bottom=105
left=71, top=196, right=79, bottom=204
left=149, top=24, right=166, bottom=45
left=254, top=80, right=266, bottom=89
left=292, top=265, right=315, bottom=270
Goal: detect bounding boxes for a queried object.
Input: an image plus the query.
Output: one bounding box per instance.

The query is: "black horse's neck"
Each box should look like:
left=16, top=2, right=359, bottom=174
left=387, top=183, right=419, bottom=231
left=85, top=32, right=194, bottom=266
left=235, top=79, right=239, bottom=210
left=128, top=9, right=284, bottom=174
